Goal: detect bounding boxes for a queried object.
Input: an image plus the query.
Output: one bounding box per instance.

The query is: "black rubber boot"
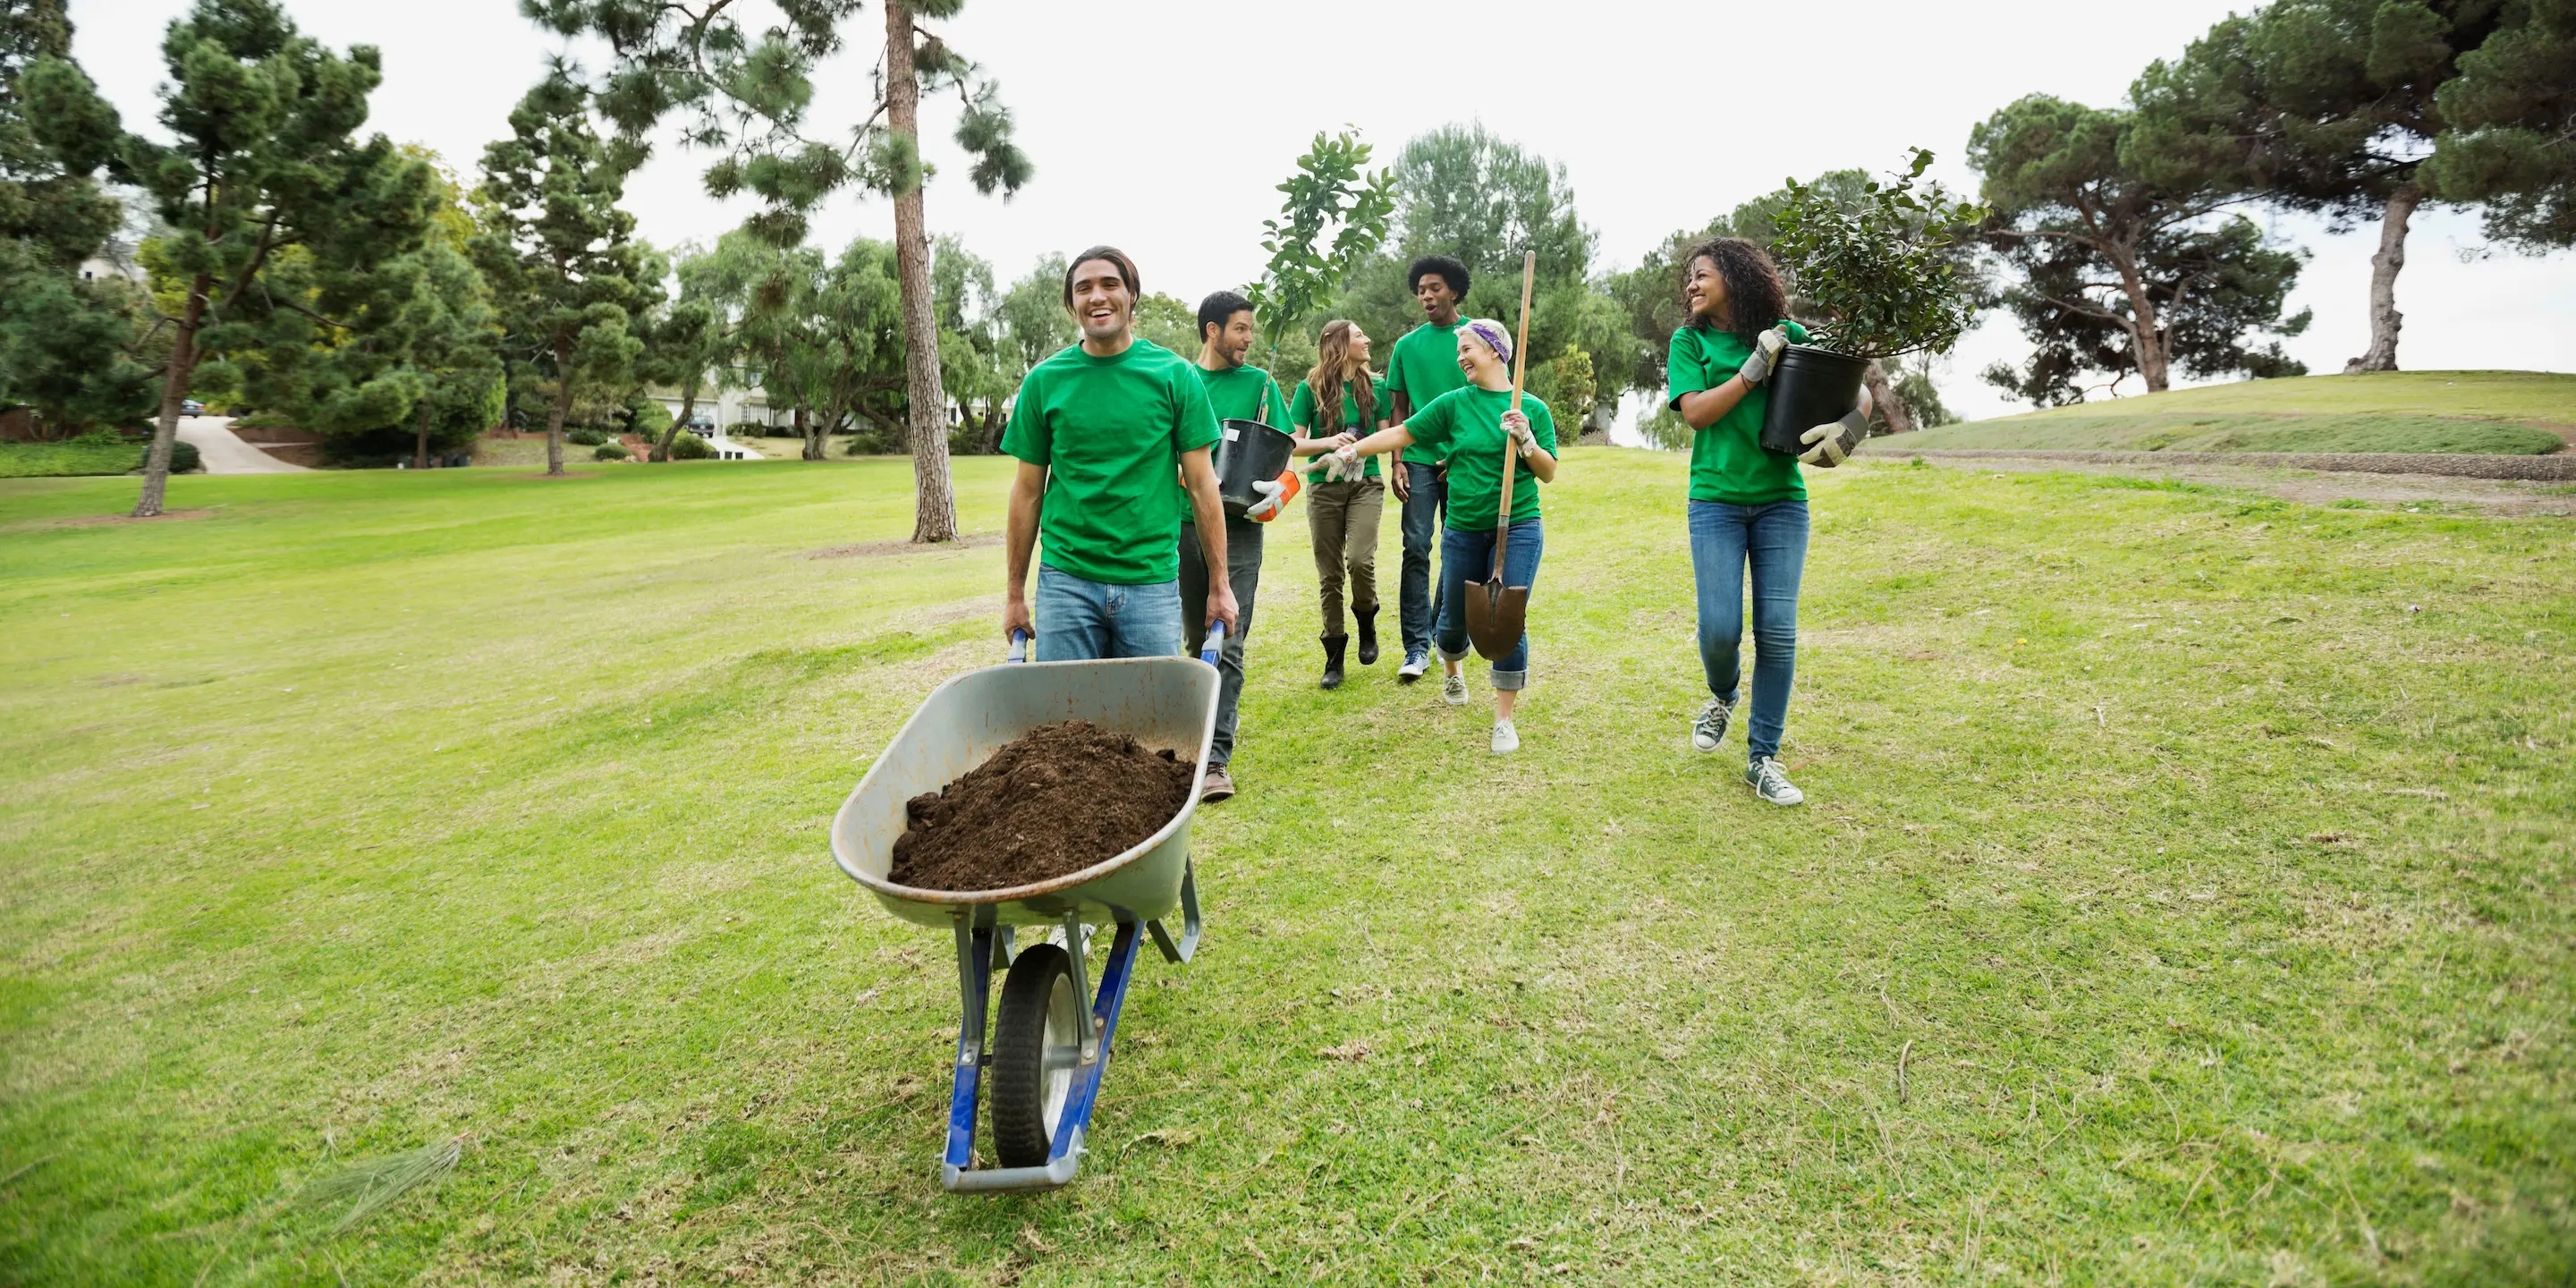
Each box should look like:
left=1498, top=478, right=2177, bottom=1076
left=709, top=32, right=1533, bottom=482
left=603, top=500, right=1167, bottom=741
left=1320, top=634, right=1348, bottom=690
left=1354, top=604, right=1379, bottom=666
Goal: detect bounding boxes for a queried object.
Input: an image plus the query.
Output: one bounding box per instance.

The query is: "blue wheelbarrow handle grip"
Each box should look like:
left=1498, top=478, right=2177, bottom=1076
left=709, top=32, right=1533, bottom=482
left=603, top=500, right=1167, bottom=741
left=1199, top=622, right=1226, bottom=668
left=1006, top=629, right=1030, bottom=664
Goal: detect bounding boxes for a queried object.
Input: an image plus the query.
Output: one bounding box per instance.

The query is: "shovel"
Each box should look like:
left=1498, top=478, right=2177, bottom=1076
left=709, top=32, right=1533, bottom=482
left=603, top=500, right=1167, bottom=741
left=1462, top=250, right=1538, bottom=661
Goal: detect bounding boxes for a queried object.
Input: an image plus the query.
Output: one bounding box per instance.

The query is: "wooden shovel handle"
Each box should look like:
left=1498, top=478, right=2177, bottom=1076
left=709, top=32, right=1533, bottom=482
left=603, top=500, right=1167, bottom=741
left=1492, top=250, right=1537, bottom=580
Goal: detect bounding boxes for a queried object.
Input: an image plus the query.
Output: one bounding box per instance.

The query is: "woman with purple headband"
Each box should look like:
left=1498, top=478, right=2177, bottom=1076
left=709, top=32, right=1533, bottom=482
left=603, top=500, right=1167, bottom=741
left=1322, top=318, right=1558, bottom=755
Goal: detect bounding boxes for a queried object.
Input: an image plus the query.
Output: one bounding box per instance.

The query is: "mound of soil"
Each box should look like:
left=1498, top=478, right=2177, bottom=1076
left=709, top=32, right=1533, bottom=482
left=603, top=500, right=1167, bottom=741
left=889, top=720, right=1197, bottom=892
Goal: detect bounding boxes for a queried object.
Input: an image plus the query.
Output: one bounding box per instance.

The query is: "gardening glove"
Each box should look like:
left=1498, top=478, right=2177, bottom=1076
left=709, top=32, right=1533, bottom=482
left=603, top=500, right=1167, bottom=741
left=1735, top=326, right=1789, bottom=386
left=1798, top=407, right=1868, bottom=468
left=1502, top=408, right=1538, bottom=456
left=1246, top=472, right=1298, bottom=522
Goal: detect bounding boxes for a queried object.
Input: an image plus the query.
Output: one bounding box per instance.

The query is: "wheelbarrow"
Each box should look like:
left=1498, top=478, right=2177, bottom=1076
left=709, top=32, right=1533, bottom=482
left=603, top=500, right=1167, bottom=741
left=829, top=627, right=1224, bottom=1192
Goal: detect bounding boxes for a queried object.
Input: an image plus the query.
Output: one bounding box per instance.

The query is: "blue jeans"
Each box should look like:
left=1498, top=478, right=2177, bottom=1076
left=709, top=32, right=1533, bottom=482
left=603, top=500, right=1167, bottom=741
left=1688, top=499, right=1809, bottom=762
left=1436, top=518, right=1542, bottom=690
left=1035, top=565, right=1184, bottom=662
left=1398, top=462, right=1446, bottom=658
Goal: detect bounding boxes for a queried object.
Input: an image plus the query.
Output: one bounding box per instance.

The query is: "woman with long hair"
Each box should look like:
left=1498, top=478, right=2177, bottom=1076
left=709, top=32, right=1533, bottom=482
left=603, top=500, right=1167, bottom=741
left=1324, top=318, right=1558, bottom=754
left=1287, top=319, right=1388, bottom=689
left=1664, top=235, right=1869, bottom=806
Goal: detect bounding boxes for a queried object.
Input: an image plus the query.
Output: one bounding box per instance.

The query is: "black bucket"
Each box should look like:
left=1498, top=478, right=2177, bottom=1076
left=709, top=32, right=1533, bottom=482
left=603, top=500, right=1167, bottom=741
left=1213, top=418, right=1294, bottom=518
left=1760, top=345, right=1870, bottom=456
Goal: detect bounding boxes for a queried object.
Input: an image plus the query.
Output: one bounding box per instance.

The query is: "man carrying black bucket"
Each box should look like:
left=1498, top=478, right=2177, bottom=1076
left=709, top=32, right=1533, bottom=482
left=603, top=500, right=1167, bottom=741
left=1176, top=290, right=1290, bottom=802
left=1003, top=247, right=1239, bottom=670
left=1384, top=255, right=1473, bottom=684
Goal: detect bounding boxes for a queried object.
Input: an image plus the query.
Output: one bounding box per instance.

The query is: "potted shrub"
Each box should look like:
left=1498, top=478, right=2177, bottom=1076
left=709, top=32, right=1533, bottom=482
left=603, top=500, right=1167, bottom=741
left=1761, top=148, right=1984, bottom=453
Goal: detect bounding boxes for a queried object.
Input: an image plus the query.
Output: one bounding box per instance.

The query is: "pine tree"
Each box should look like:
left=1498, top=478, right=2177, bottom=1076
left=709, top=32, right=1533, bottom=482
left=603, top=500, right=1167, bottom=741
left=519, top=0, right=1031, bottom=540
left=470, top=71, right=652, bottom=478
left=2425, top=0, right=2576, bottom=250
left=0, top=0, right=155, bottom=436
left=117, top=0, right=435, bottom=516
left=2133, top=1, right=2508, bottom=371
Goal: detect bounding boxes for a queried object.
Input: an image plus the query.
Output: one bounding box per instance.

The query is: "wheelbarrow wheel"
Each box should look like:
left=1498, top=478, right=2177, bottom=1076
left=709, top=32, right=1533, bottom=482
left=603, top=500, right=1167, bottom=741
left=990, top=942, right=1082, bottom=1168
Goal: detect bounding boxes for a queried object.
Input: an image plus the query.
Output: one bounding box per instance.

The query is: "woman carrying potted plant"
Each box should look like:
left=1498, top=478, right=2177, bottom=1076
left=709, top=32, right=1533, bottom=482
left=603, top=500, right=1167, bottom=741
left=1669, top=151, right=1984, bottom=807
left=1665, top=236, right=1872, bottom=807
left=1325, top=318, right=1557, bottom=755
left=1286, top=320, right=1388, bottom=691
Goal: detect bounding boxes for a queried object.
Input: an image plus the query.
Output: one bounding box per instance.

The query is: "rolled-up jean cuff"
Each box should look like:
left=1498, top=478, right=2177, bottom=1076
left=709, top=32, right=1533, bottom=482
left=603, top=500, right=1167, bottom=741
left=1438, top=643, right=1471, bottom=665
left=1488, top=666, right=1529, bottom=691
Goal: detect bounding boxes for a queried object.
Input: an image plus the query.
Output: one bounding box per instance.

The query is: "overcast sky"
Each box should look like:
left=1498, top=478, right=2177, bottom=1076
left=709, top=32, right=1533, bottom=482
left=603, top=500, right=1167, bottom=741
left=72, top=0, right=2576, bottom=425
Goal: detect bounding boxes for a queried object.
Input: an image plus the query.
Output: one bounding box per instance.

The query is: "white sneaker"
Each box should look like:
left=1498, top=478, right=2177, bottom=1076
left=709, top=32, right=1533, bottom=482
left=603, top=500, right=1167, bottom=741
left=1398, top=652, right=1429, bottom=682
left=1691, top=695, right=1738, bottom=752
left=1745, top=755, right=1805, bottom=806
left=1491, top=720, right=1519, bottom=754
left=1441, top=673, right=1469, bottom=706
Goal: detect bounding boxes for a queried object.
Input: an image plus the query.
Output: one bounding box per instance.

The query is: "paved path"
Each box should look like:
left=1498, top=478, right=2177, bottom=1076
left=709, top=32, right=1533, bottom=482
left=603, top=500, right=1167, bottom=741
left=175, top=416, right=309, bottom=474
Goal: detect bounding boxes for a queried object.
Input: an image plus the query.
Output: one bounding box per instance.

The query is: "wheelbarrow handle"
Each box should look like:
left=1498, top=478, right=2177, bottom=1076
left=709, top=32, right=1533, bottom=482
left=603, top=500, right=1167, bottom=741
left=1199, top=623, right=1226, bottom=669
left=1006, top=629, right=1030, bottom=664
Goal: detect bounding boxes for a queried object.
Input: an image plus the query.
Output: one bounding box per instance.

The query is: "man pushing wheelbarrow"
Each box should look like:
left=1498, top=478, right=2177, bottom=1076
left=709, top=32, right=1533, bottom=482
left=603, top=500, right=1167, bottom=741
left=1000, top=245, right=1240, bottom=661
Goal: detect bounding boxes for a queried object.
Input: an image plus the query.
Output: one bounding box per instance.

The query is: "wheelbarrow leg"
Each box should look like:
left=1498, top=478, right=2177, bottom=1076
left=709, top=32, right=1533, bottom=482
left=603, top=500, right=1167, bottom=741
left=940, top=920, right=996, bottom=1186
left=1147, top=857, right=1202, bottom=964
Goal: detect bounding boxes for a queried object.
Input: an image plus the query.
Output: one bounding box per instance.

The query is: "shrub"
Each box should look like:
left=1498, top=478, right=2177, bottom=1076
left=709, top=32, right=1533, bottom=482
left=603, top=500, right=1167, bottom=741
left=566, top=427, right=609, bottom=446
left=668, top=430, right=711, bottom=461
left=136, top=440, right=203, bottom=473
left=593, top=442, right=631, bottom=461
left=1769, top=148, right=1985, bottom=360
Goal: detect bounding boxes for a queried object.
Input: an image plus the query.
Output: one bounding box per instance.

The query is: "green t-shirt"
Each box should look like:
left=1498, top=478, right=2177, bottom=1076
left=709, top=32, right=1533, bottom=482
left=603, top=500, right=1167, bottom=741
left=1385, top=318, right=1470, bottom=466
left=1402, top=386, right=1555, bottom=530
left=1287, top=375, right=1387, bottom=482
left=1193, top=361, right=1288, bottom=427
left=1665, top=319, right=1811, bottom=505
left=1003, top=338, right=1221, bottom=585
left=1182, top=361, right=1289, bottom=513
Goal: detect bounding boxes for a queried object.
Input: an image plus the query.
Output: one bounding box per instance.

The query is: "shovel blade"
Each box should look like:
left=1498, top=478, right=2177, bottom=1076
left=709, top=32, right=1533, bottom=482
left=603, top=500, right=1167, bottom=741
left=1461, top=580, right=1530, bottom=661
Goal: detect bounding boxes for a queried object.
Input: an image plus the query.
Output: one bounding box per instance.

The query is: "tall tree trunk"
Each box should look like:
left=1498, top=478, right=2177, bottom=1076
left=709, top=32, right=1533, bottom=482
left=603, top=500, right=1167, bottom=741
left=133, top=273, right=210, bottom=518
left=2111, top=252, right=2171, bottom=394
left=2346, top=181, right=2419, bottom=374
left=1862, top=361, right=1915, bottom=435
left=886, top=0, right=959, bottom=544
left=798, top=404, right=820, bottom=460
left=979, top=402, right=1004, bottom=454
left=546, top=335, right=572, bottom=477
left=657, top=377, right=699, bottom=462
left=413, top=397, right=433, bottom=470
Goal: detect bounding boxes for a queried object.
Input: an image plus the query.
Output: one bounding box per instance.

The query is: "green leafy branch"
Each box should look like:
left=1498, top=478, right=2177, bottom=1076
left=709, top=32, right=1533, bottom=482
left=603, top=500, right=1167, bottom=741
left=1771, top=147, right=1987, bottom=359
left=1245, top=129, right=1395, bottom=351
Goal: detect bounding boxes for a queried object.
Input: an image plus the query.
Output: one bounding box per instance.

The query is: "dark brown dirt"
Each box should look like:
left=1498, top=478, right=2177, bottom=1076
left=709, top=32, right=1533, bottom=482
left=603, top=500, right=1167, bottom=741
left=888, top=720, right=1196, bottom=892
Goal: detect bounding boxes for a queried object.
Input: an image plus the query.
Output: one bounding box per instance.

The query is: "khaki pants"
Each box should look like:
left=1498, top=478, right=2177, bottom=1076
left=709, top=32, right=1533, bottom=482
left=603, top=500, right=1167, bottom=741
left=1305, top=477, right=1384, bottom=638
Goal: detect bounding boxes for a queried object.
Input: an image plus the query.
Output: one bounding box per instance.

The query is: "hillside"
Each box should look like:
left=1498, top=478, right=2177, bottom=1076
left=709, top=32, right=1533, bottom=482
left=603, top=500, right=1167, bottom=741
left=1905, top=370, right=2575, bottom=455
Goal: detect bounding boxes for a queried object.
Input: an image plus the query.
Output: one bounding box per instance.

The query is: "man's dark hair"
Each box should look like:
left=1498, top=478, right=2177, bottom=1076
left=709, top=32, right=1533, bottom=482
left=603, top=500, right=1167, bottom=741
left=1062, top=245, right=1140, bottom=308
left=1679, top=236, right=1787, bottom=346
left=1197, top=290, right=1253, bottom=343
left=1407, top=254, right=1470, bottom=300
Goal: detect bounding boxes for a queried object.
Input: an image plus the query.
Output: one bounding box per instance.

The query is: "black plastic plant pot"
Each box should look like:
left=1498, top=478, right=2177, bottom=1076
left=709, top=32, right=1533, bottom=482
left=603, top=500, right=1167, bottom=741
left=1213, top=418, right=1294, bottom=518
left=1760, top=345, right=1870, bottom=456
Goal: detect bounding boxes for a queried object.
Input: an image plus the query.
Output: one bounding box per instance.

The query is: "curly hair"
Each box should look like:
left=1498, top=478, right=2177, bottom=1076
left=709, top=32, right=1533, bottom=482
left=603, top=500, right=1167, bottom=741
left=1678, top=236, right=1786, bottom=347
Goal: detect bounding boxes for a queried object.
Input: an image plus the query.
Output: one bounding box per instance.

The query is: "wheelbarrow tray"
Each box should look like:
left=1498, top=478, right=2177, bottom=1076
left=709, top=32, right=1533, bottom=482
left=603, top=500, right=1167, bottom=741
left=830, top=654, right=1220, bottom=930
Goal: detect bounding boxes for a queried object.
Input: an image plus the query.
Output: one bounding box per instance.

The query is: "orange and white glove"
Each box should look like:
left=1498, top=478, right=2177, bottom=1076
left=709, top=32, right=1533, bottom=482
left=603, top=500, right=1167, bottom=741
left=1247, top=471, right=1299, bottom=521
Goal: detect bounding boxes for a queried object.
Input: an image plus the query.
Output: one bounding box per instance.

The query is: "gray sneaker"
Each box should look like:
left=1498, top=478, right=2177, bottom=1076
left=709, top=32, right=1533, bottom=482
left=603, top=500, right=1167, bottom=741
left=1398, top=651, right=1429, bottom=683
left=1441, top=673, right=1469, bottom=706
left=1745, top=755, right=1804, bottom=806
left=1691, top=695, right=1738, bottom=752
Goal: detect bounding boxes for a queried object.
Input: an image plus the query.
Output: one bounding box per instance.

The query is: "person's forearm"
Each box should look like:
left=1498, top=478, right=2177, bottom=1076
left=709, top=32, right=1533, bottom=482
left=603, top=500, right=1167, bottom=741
left=1187, top=479, right=1228, bottom=594
left=1522, top=446, right=1558, bottom=484
left=1676, top=377, right=1750, bottom=430
left=1004, top=482, right=1040, bottom=600
left=1290, top=434, right=1329, bottom=458
left=1345, top=425, right=1415, bottom=458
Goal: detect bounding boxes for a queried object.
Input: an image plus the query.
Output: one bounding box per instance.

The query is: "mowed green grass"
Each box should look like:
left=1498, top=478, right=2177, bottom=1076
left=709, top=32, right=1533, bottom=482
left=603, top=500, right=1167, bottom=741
left=1908, top=370, right=2575, bottom=455
left=3, top=455, right=2571, bottom=1284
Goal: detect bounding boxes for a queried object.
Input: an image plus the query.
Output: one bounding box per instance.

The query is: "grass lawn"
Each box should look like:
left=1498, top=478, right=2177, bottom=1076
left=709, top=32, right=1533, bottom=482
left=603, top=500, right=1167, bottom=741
left=3, top=455, right=2570, bottom=1284
left=1908, top=371, right=2575, bottom=455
